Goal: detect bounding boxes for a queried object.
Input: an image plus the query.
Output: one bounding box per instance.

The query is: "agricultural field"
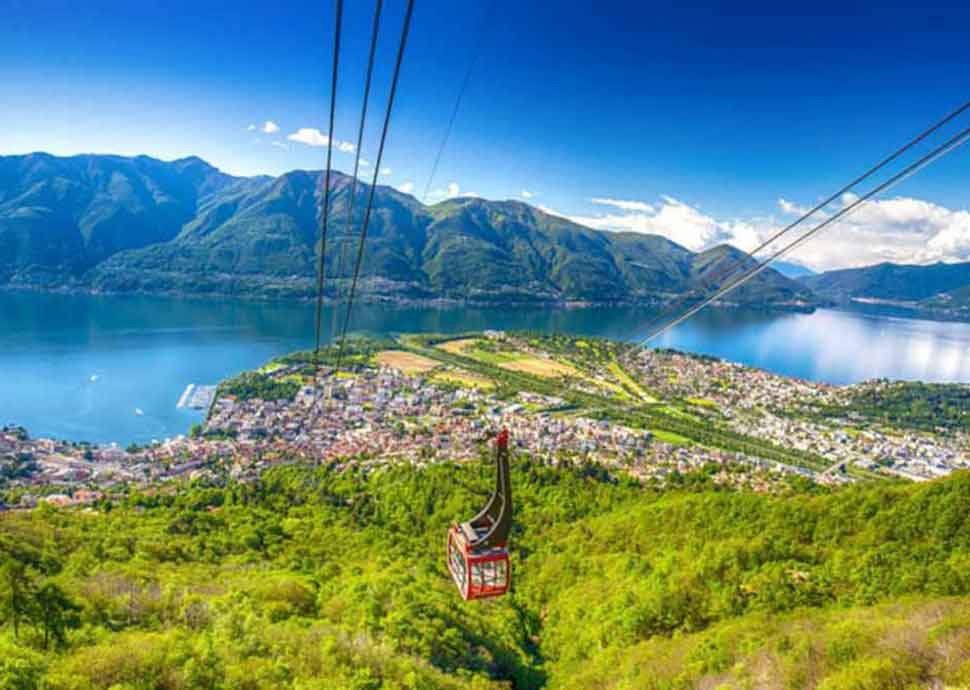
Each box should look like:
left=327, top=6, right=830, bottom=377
left=435, top=338, right=479, bottom=355
left=606, top=360, right=657, bottom=401
left=374, top=350, right=439, bottom=374
left=436, top=336, right=579, bottom=378
left=496, top=355, right=578, bottom=378
left=431, top=370, right=495, bottom=390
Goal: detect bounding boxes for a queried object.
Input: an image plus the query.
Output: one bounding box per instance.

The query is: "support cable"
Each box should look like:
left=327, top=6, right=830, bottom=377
left=335, top=0, right=416, bottom=373
left=420, top=0, right=495, bottom=204
left=631, top=101, right=970, bottom=343
left=312, top=0, right=345, bottom=368
left=331, top=0, right=384, bottom=336
left=639, top=124, right=970, bottom=344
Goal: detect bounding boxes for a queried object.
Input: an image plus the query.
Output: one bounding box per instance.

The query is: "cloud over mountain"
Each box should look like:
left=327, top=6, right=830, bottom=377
left=565, top=196, right=764, bottom=253
left=286, top=128, right=355, bottom=153
left=560, top=192, right=970, bottom=272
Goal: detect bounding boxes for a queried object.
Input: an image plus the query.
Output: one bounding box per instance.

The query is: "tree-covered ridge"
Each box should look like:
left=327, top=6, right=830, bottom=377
left=1, top=153, right=811, bottom=306
left=810, top=381, right=970, bottom=432
left=802, top=260, right=970, bottom=303
left=800, top=260, right=970, bottom=321
left=5, top=456, right=970, bottom=689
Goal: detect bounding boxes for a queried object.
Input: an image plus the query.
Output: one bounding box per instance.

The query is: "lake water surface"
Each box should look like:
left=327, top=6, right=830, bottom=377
left=1, top=291, right=968, bottom=444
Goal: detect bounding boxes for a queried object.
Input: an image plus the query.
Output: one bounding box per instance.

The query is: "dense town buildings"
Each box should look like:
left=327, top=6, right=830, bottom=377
left=3, top=336, right=967, bottom=505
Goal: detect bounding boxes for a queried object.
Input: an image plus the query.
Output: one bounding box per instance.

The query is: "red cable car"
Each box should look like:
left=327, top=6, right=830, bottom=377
left=447, top=428, right=512, bottom=600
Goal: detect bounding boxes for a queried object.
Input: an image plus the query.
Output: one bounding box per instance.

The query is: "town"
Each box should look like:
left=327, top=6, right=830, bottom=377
left=2, top=332, right=967, bottom=509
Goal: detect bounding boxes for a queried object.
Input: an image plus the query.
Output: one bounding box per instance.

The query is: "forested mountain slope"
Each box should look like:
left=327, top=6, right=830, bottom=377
left=802, top=260, right=970, bottom=302
left=4, top=460, right=970, bottom=689
left=1, top=153, right=811, bottom=305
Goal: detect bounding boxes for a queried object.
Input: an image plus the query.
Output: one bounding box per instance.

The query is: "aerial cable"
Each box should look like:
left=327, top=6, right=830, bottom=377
left=419, top=1, right=495, bottom=322
left=331, top=0, right=384, bottom=337
left=639, top=123, right=970, bottom=344
left=420, top=0, right=495, bottom=205
left=335, top=0, right=416, bottom=373
left=312, top=0, right=344, bottom=369
left=631, top=100, right=970, bottom=344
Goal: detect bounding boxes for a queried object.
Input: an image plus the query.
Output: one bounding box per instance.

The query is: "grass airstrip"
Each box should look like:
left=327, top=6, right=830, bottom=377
left=374, top=349, right=493, bottom=390
left=436, top=337, right=580, bottom=379
left=374, top=350, right=439, bottom=375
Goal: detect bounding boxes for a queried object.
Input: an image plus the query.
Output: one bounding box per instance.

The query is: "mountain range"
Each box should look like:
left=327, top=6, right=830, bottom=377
left=800, top=261, right=970, bottom=319
left=1, top=152, right=968, bottom=318
left=0, top=153, right=810, bottom=306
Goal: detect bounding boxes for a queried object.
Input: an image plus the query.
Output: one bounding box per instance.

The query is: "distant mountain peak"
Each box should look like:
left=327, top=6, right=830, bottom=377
left=804, top=260, right=970, bottom=303
left=172, top=155, right=216, bottom=169
left=0, top=151, right=816, bottom=307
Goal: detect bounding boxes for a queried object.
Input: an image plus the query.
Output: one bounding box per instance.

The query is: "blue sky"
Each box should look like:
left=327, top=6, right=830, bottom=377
left=1, top=0, right=968, bottom=269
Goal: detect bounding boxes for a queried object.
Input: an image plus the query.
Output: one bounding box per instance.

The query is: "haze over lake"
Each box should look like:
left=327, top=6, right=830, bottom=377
left=2, top=291, right=968, bottom=445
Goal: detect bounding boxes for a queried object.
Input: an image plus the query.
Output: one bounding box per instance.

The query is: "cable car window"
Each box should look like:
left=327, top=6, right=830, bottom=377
left=448, top=541, right=466, bottom=590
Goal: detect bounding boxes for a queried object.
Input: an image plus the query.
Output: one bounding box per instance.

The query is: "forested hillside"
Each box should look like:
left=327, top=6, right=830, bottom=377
left=5, top=459, right=970, bottom=689
left=803, top=261, right=970, bottom=303
left=0, top=153, right=810, bottom=306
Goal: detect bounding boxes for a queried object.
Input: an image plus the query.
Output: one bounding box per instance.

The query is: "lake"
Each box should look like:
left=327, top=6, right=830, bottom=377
left=1, top=291, right=968, bottom=445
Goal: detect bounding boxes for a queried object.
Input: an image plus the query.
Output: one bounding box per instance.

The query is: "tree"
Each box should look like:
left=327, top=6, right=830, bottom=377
left=0, top=560, right=33, bottom=639
left=32, top=582, right=80, bottom=650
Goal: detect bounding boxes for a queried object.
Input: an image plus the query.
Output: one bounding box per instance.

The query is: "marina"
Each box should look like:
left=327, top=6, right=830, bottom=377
left=176, top=384, right=217, bottom=411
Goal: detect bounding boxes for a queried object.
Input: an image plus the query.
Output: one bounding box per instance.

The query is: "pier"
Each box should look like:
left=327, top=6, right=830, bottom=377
left=177, top=384, right=217, bottom=411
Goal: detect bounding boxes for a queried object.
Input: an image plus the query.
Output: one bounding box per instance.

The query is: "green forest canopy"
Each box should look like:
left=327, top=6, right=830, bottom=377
left=4, top=456, right=970, bottom=689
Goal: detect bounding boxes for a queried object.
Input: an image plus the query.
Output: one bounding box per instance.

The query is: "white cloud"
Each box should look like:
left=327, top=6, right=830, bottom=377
left=790, top=195, right=970, bottom=270
left=567, top=195, right=750, bottom=252
left=566, top=190, right=970, bottom=271
left=271, top=140, right=289, bottom=151
left=537, top=204, right=569, bottom=218
left=521, top=189, right=535, bottom=199
left=286, top=127, right=355, bottom=153
left=590, top=197, right=654, bottom=213
left=430, top=182, right=460, bottom=200
left=778, top=197, right=810, bottom=216
left=428, top=182, right=480, bottom=201
left=287, top=128, right=328, bottom=147
left=359, top=158, right=371, bottom=167
left=247, top=123, right=257, bottom=132
left=262, top=120, right=280, bottom=134
left=397, top=181, right=415, bottom=194
left=380, top=167, right=392, bottom=177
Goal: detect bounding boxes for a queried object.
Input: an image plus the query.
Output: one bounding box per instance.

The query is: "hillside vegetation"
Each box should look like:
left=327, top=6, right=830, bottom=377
left=0, top=153, right=809, bottom=306
left=803, top=261, right=970, bottom=305
left=5, top=458, right=970, bottom=689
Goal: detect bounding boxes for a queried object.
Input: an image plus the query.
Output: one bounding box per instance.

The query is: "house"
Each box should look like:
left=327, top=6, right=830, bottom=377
left=44, top=494, right=72, bottom=507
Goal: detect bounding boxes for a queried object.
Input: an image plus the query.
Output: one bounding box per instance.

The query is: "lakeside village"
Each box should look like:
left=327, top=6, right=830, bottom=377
left=625, top=349, right=969, bottom=481
left=2, top=332, right=968, bottom=509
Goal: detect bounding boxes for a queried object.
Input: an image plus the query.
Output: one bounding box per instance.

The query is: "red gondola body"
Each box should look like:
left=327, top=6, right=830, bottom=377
left=447, top=528, right=510, bottom=600
left=446, top=429, right=512, bottom=600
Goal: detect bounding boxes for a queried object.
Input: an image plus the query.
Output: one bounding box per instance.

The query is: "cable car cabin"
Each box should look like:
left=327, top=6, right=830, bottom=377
left=447, top=429, right=512, bottom=600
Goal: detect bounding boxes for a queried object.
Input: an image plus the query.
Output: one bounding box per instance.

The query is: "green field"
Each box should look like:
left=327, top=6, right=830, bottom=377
left=650, top=429, right=692, bottom=445
left=607, top=360, right=657, bottom=402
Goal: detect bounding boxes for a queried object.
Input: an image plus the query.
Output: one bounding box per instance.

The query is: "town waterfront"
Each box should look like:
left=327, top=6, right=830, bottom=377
left=1, top=291, right=968, bottom=445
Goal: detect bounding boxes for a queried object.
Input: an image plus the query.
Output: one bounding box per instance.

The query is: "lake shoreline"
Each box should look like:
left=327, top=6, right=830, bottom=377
left=0, top=282, right=820, bottom=313
left=2, top=292, right=968, bottom=446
